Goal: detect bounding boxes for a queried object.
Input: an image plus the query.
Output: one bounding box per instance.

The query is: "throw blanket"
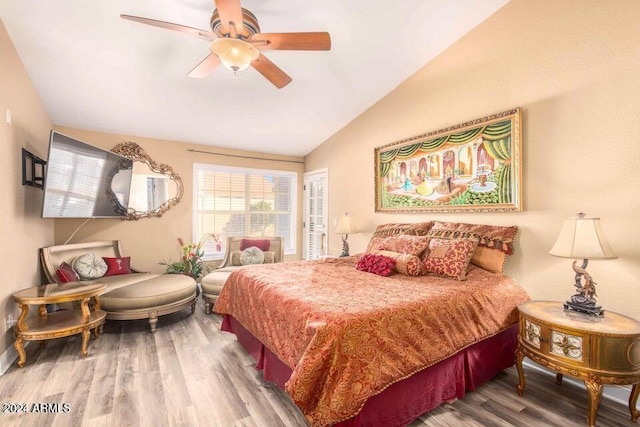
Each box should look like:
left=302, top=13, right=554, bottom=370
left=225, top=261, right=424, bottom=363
left=214, top=256, right=529, bottom=426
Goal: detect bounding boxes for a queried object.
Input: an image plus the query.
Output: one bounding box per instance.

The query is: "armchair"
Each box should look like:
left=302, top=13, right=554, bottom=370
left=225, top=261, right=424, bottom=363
left=200, top=236, right=284, bottom=314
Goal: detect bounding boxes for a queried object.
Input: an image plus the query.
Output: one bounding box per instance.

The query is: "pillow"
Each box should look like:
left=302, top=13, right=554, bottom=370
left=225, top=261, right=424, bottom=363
left=263, top=251, right=276, bottom=264
left=378, top=235, right=430, bottom=257
left=232, top=250, right=275, bottom=266
left=356, top=253, right=396, bottom=277
left=427, top=221, right=518, bottom=273
left=371, top=250, right=426, bottom=277
left=365, top=222, right=434, bottom=253
left=72, top=253, right=108, bottom=280
left=240, top=246, right=265, bottom=265
left=230, top=251, right=243, bottom=266
left=103, top=257, right=132, bottom=276
left=56, top=261, right=79, bottom=283
left=240, top=239, right=270, bottom=251
left=422, top=238, right=478, bottom=280
left=371, top=222, right=435, bottom=238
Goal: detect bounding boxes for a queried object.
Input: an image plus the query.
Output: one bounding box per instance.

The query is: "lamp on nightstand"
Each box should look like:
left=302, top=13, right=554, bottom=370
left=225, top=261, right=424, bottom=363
left=549, top=213, right=617, bottom=316
left=336, top=213, right=357, bottom=257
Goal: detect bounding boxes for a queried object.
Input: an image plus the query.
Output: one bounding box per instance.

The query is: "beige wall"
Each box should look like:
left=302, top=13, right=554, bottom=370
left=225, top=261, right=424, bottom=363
left=53, top=127, right=304, bottom=273
left=305, top=0, right=640, bottom=319
left=0, top=19, right=53, bottom=355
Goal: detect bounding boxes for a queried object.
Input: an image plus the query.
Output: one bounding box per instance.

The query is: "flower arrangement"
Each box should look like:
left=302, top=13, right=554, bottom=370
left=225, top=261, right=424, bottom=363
left=356, top=254, right=396, bottom=277
left=159, top=234, right=219, bottom=279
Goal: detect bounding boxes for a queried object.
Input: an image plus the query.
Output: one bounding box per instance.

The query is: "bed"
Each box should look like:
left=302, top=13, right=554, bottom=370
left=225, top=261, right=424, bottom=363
left=214, top=222, right=530, bottom=426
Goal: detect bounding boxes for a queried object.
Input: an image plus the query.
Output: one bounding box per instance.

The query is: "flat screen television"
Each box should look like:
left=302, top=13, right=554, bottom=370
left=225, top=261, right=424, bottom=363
left=42, top=131, right=134, bottom=218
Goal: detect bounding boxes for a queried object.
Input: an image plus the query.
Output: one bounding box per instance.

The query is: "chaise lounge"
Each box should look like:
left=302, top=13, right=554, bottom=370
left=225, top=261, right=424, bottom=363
left=40, top=240, right=198, bottom=333
left=200, top=236, right=284, bottom=314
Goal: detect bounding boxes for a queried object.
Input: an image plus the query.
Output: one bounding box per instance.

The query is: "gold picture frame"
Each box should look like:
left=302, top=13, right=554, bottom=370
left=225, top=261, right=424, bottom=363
left=375, top=108, right=522, bottom=213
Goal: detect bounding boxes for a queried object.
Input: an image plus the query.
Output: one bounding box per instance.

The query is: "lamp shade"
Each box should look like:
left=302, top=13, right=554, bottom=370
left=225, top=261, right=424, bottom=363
left=549, top=215, right=617, bottom=259
left=336, top=214, right=356, bottom=234
left=210, top=38, right=259, bottom=72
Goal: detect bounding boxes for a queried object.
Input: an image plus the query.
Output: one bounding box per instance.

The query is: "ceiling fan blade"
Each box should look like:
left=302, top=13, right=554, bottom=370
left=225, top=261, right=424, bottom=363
left=187, top=53, right=221, bottom=78
left=121, top=15, right=215, bottom=41
left=250, top=32, right=331, bottom=51
left=214, top=0, right=243, bottom=34
left=251, top=54, right=292, bottom=89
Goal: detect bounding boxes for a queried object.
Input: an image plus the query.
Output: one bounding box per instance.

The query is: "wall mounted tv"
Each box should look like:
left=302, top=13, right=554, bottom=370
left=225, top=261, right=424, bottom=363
left=42, top=131, right=134, bottom=218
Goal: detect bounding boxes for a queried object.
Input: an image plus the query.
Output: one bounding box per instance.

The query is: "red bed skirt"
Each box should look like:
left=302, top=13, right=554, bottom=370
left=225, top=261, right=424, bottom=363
left=221, top=315, right=518, bottom=427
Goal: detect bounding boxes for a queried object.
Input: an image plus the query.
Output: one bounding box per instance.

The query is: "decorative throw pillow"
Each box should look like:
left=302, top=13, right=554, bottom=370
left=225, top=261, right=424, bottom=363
left=103, top=257, right=132, bottom=276
left=364, top=236, right=386, bottom=253
left=422, top=238, right=478, bottom=280
left=378, top=235, right=430, bottom=257
left=240, top=239, right=270, bottom=251
left=240, top=246, right=265, bottom=265
left=370, top=222, right=435, bottom=239
left=56, top=261, right=80, bottom=283
left=263, top=251, right=276, bottom=264
left=356, top=253, right=396, bottom=277
left=230, top=251, right=243, bottom=266
left=73, top=253, right=108, bottom=279
left=365, top=222, right=434, bottom=253
left=427, top=221, right=518, bottom=273
left=371, top=250, right=426, bottom=277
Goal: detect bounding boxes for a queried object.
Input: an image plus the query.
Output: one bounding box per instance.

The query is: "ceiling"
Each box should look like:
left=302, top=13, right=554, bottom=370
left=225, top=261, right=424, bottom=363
left=0, top=0, right=509, bottom=157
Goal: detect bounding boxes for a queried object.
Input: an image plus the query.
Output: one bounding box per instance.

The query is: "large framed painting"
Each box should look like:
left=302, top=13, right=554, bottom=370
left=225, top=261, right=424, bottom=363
left=375, top=108, right=522, bottom=213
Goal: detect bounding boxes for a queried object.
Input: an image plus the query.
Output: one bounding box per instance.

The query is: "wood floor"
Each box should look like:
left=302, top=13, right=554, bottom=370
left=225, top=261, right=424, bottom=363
left=1, top=300, right=637, bottom=427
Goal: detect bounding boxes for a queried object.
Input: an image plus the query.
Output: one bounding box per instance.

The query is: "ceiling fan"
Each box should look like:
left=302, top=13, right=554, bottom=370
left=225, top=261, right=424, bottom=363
left=121, top=0, right=331, bottom=89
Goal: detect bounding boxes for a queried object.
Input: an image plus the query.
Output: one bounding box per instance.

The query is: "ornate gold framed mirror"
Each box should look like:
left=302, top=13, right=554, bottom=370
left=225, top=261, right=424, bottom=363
left=111, top=141, right=184, bottom=220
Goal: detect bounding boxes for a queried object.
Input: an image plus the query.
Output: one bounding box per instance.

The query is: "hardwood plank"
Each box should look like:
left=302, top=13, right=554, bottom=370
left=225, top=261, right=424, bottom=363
left=1, top=300, right=637, bottom=427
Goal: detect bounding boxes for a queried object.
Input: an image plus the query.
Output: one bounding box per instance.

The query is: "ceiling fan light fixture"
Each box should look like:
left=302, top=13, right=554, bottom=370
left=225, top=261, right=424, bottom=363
left=210, top=38, right=259, bottom=73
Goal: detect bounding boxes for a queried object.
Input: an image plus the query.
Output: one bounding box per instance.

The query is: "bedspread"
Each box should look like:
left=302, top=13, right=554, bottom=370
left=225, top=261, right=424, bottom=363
left=214, top=256, right=529, bottom=426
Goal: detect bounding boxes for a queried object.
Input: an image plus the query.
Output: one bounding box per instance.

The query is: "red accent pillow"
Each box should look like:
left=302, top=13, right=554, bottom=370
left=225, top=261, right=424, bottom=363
left=240, top=239, right=270, bottom=251
left=356, top=253, right=396, bottom=277
left=103, top=257, right=132, bottom=276
left=56, top=262, right=79, bottom=283
left=378, top=235, right=431, bottom=257
left=422, top=238, right=478, bottom=280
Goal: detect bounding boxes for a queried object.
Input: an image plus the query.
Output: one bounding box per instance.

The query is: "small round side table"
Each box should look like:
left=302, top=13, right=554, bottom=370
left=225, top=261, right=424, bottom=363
left=12, top=282, right=107, bottom=367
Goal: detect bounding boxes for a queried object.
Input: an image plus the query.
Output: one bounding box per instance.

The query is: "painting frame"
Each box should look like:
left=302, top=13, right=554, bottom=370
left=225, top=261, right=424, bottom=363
left=374, top=108, right=522, bottom=213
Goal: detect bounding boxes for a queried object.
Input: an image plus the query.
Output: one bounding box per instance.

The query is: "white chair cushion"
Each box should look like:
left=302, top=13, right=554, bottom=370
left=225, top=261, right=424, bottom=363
left=240, top=246, right=264, bottom=265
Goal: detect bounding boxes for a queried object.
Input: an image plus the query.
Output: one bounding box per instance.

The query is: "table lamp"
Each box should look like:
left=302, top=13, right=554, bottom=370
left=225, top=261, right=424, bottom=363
left=336, top=213, right=356, bottom=257
left=549, top=213, right=617, bottom=316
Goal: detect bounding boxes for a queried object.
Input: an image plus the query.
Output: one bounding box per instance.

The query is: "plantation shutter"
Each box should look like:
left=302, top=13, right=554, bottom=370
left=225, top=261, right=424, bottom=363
left=193, top=164, right=297, bottom=259
left=303, top=170, right=327, bottom=260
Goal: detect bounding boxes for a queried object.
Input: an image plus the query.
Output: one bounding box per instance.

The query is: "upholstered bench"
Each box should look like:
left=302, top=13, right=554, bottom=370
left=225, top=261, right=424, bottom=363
left=40, top=241, right=198, bottom=333
left=201, top=236, right=284, bottom=314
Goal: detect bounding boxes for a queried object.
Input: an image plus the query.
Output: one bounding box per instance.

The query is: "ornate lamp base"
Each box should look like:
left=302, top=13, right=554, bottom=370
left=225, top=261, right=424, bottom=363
left=563, top=259, right=605, bottom=316
left=339, top=234, right=350, bottom=257
left=564, top=299, right=604, bottom=316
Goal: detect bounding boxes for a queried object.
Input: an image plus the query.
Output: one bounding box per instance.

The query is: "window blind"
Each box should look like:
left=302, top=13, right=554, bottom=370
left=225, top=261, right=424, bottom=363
left=193, top=164, right=297, bottom=259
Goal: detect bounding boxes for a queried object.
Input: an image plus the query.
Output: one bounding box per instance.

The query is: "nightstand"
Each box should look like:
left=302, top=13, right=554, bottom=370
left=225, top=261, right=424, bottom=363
left=515, top=301, right=640, bottom=426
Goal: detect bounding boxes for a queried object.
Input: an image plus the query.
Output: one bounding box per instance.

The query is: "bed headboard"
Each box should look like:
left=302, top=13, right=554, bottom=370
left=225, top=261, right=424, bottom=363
left=40, top=240, right=126, bottom=284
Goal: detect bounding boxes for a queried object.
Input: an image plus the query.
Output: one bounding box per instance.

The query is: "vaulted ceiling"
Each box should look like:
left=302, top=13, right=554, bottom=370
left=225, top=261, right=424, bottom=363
left=0, top=0, right=509, bottom=156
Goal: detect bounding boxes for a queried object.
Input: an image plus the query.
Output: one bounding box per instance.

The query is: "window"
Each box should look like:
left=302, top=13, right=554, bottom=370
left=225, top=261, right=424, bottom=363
left=193, top=164, right=297, bottom=259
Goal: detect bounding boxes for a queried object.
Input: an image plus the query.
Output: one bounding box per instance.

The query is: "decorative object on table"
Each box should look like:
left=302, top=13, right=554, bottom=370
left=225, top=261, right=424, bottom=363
left=549, top=213, right=617, bottom=316
left=160, top=235, right=216, bottom=279
left=374, top=108, right=522, bottom=213
left=336, top=213, right=357, bottom=257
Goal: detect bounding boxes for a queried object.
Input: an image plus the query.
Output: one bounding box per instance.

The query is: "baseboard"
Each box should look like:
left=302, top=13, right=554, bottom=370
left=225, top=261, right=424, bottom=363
left=0, top=342, right=29, bottom=375
left=523, top=359, right=638, bottom=410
